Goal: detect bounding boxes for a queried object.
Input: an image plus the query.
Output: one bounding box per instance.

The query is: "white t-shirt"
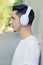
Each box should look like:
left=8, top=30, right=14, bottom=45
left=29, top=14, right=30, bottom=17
left=12, top=35, right=41, bottom=65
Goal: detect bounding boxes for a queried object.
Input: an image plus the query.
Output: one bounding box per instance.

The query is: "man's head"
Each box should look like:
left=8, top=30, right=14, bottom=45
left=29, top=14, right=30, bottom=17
left=9, top=4, right=35, bottom=32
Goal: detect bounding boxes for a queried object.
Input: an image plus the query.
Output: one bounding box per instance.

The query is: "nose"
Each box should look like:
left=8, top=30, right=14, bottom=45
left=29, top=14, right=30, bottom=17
left=9, top=20, right=12, bottom=26
left=9, top=20, right=12, bottom=24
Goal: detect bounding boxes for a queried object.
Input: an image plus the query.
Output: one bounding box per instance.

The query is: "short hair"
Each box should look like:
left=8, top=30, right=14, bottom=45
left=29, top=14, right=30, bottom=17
left=12, top=4, right=35, bottom=25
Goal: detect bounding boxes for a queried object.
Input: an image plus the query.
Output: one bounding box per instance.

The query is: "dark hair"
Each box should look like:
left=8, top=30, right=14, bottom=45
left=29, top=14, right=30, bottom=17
left=12, top=4, right=35, bottom=25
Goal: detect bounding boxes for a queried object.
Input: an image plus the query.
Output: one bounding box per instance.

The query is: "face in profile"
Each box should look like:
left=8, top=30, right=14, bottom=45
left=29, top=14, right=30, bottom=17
left=9, top=11, right=20, bottom=32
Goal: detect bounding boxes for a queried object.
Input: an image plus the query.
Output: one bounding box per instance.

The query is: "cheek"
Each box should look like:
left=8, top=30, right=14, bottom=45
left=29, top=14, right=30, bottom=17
left=12, top=18, right=20, bottom=28
left=12, top=21, right=19, bottom=29
left=15, top=19, right=20, bottom=27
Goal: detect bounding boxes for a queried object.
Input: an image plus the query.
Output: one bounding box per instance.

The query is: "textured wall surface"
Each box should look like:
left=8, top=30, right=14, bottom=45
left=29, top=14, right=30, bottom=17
left=23, top=0, right=43, bottom=65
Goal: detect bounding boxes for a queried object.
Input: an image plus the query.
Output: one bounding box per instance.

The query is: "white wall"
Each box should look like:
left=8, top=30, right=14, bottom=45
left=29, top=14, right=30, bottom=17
left=23, top=0, right=43, bottom=65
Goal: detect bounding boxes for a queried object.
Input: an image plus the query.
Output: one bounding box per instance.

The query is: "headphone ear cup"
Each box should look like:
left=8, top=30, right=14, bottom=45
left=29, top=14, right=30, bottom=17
left=20, top=14, right=29, bottom=26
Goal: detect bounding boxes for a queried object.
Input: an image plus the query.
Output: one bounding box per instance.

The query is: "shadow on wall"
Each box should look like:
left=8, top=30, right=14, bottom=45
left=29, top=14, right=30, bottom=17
left=0, top=32, right=21, bottom=65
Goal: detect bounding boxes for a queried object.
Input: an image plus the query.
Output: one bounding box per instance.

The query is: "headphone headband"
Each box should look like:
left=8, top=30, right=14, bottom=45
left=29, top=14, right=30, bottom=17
left=26, top=6, right=32, bottom=16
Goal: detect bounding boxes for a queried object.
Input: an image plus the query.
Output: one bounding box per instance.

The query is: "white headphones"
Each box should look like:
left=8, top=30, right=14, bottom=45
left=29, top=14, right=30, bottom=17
left=20, top=6, right=32, bottom=26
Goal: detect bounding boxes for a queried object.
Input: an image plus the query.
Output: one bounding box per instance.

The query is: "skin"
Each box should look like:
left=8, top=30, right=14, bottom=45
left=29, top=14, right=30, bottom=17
left=9, top=10, right=33, bottom=39
left=9, top=11, right=20, bottom=32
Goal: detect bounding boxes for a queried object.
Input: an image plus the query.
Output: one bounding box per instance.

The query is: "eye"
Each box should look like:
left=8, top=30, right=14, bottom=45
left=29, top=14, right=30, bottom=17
left=11, top=16, right=15, bottom=20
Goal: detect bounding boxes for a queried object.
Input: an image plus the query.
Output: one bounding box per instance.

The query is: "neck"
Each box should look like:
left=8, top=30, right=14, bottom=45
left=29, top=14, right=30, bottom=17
left=19, top=25, right=33, bottom=39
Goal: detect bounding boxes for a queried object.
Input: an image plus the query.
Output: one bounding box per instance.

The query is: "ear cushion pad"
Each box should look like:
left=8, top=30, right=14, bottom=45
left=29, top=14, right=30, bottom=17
left=20, top=14, right=29, bottom=26
left=20, top=6, right=32, bottom=26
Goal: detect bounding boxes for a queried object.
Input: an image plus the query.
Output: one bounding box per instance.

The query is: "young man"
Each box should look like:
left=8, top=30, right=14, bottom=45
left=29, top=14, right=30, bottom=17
left=9, top=4, right=41, bottom=65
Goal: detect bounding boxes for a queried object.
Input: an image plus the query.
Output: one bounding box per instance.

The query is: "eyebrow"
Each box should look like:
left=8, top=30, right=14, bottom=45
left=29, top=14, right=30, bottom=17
left=11, top=16, right=15, bottom=19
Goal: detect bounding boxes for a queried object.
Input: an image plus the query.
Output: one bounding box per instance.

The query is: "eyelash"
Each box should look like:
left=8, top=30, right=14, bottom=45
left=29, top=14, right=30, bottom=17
left=11, top=17, right=15, bottom=20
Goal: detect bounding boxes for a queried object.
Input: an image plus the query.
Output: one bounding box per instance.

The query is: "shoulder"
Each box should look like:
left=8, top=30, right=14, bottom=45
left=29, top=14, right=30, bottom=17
left=26, top=35, right=40, bottom=50
left=25, top=36, right=41, bottom=55
left=26, top=35, right=40, bottom=44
